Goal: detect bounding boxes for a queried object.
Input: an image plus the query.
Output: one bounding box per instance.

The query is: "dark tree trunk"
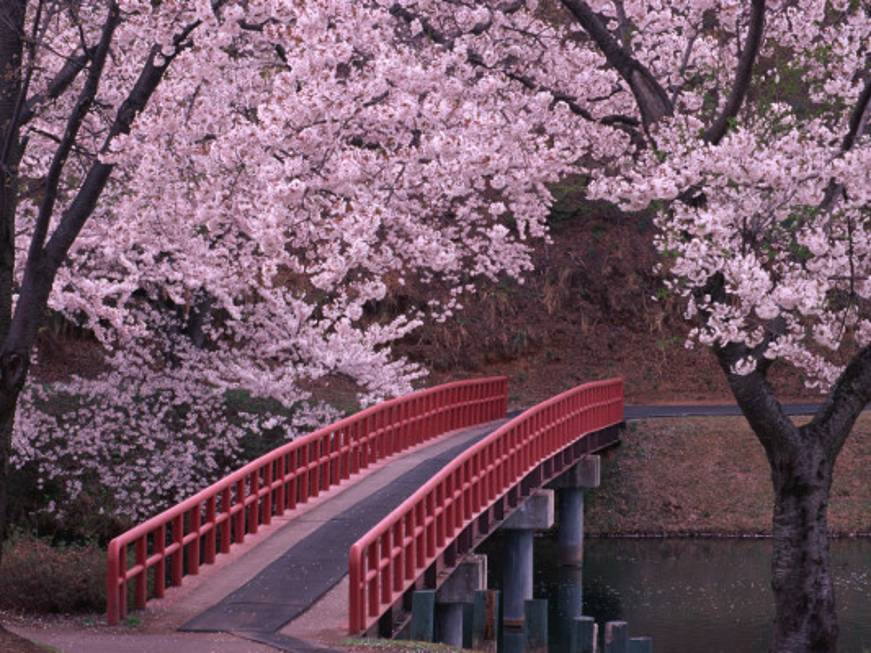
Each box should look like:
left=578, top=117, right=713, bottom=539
left=0, top=0, right=27, bottom=566
left=716, top=342, right=871, bottom=653
left=768, top=439, right=838, bottom=652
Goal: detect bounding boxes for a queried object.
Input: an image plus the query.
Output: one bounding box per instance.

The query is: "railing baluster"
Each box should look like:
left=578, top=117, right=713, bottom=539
left=188, top=506, right=201, bottom=575
left=135, top=537, right=147, bottom=609
left=205, top=496, right=216, bottom=564
left=155, top=524, right=166, bottom=597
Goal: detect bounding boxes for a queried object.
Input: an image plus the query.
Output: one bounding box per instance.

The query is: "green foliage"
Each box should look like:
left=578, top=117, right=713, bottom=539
left=546, top=174, right=588, bottom=226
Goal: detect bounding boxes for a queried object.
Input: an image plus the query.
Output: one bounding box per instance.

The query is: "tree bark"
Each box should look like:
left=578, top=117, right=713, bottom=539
left=716, top=342, right=871, bottom=652
left=768, top=437, right=838, bottom=652
left=0, top=0, right=27, bottom=565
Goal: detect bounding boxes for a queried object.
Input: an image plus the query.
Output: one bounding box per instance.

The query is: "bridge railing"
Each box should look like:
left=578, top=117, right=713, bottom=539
left=106, top=376, right=508, bottom=625
left=348, top=378, right=623, bottom=634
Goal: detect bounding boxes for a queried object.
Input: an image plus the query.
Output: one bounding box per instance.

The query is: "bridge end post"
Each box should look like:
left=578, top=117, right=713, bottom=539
left=106, top=539, right=121, bottom=626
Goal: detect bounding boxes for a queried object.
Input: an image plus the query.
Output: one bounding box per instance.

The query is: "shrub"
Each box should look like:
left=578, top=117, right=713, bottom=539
left=0, top=534, right=104, bottom=613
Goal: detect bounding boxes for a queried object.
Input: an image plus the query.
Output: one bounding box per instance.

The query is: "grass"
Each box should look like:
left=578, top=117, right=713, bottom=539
left=584, top=414, right=871, bottom=536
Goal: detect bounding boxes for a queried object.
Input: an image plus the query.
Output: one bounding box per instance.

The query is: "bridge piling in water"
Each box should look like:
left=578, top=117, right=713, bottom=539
left=472, top=589, right=500, bottom=651
left=501, top=489, right=554, bottom=627
left=433, top=554, right=487, bottom=647
left=549, top=455, right=601, bottom=566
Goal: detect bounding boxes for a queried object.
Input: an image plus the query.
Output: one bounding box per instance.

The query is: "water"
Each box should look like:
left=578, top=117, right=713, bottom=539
left=478, top=535, right=871, bottom=652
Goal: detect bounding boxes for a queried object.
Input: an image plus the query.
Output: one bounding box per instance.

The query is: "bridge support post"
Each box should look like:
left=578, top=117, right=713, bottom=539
left=500, top=489, right=554, bottom=627
left=629, top=636, right=653, bottom=653
left=549, top=456, right=600, bottom=566
left=472, top=589, right=500, bottom=651
left=555, top=566, right=583, bottom=650
left=434, top=555, right=486, bottom=647
left=435, top=603, right=463, bottom=646
left=604, top=620, right=629, bottom=653
left=570, top=616, right=597, bottom=653
left=524, top=598, right=549, bottom=653
left=410, top=590, right=435, bottom=642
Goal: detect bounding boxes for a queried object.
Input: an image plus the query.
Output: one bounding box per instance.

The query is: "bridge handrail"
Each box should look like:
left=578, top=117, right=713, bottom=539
left=347, top=377, right=623, bottom=634
left=106, top=376, right=508, bottom=625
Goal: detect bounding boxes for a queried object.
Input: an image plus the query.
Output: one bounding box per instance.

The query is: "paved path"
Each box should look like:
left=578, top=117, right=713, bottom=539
left=174, top=418, right=512, bottom=650
left=624, top=402, right=828, bottom=420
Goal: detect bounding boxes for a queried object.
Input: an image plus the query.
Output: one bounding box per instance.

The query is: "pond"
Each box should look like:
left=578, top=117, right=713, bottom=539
left=477, top=535, right=871, bottom=652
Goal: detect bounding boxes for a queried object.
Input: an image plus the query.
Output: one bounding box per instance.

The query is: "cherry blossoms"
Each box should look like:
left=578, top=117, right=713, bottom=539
left=7, top=1, right=869, bottom=524
left=9, top=0, right=609, bottom=517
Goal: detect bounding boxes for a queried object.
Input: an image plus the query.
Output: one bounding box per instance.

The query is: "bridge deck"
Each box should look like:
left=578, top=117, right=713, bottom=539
left=177, top=418, right=511, bottom=648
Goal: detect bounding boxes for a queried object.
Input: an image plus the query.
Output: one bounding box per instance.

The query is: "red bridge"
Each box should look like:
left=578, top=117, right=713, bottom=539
left=105, top=376, right=624, bottom=651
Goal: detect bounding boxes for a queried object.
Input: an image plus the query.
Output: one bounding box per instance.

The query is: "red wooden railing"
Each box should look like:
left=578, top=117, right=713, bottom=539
left=106, top=377, right=508, bottom=625
left=347, top=378, right=623, bottom=634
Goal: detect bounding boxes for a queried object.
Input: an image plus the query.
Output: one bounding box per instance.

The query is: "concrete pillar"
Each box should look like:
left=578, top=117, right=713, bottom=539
left=472, top=589, right=500, bottom=651
left=434, top=555, right=486, bottom=646
left=557, top=488, right=584, bottom=566
left=605, top=620, right=628, bottom=653
left=500, top=490, right=554, bottom=627
left=549, top=456, right=600, bottom=567
left=462, top=603, right=474, bottom=649
left=524, top=598, right=549, bottom=653
left=557, top=565, right=583, bottom=618
left=629, top=637, right=653, bottom=653
left=502, top=627, right=525, bottom=653
left=410, top=590, right=435, bottom=642
left=435, top=603, right=463, bottom=647
left=570, top=616, right=597, bottom=653
left=555, top=566, right=583, bottom=650
left=503, top=529, right=533, bottom=627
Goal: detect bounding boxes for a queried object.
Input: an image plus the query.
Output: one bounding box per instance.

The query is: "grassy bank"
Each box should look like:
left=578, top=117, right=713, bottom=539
left=585, top=415, right=871, bottom=537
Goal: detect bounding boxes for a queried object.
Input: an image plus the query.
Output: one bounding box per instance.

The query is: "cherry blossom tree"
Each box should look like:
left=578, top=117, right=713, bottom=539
left=0, top=1, right=867, bottom=650
left=1, top=0, right=594, bottom=543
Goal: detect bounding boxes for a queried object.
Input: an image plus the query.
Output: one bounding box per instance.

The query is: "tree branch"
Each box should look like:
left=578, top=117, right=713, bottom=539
left=806, top=344, right=871, bottom=458
left=390, top=2, right=644, bottom=145
left=714, top=340, right=801, bottom=459
left=819, top=75, right=871, bottom=211
left=29, top=2, right=118, bottom=260
left=43, top=16, right=204, bottom=268
left=19, top=47, right=93, bottom=126
left=559, top=0, right=673, bottom=129
left=703, top=0, right=766, bottom=145
left=842, top=75, right=871, bottom=152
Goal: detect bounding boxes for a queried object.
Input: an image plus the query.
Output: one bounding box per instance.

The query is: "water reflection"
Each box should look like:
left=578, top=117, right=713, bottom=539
left=478, top=535, right=871, bottom=653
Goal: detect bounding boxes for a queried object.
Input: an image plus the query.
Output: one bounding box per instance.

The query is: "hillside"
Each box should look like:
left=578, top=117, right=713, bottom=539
left=398, top=198, right=818, bottom=407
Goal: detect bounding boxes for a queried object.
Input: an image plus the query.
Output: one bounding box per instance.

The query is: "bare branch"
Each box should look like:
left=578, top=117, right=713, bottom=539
left=806, top=344, right=871, bottom=458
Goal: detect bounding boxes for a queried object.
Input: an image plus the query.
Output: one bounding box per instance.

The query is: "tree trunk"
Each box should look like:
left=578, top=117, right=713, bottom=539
left=768, top=442, right=838, bottom=652
left=0, top=386, right=21, bottom=559
left=0, top=1, right=27, bottom=571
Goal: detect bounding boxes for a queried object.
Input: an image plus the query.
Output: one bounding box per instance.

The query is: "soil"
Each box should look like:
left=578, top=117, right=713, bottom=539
left=396, top=206, right=820, bottom=407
